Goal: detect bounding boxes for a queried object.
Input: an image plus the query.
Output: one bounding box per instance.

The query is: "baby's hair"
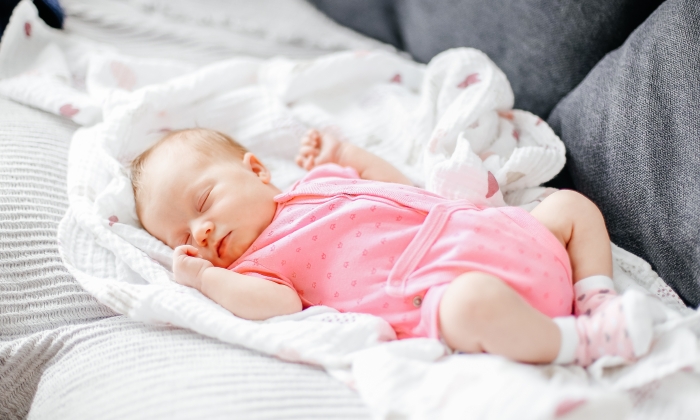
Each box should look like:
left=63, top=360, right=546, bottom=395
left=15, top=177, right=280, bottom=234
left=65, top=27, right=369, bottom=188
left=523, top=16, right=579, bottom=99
left=130, top=128, right=248, bottom=217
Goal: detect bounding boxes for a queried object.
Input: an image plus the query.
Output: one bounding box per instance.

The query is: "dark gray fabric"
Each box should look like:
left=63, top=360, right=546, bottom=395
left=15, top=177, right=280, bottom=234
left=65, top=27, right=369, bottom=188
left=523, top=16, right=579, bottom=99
left=397, top=0, right=664, bottom=117
left=549, top=0, right=700, bottom=307
left=308, top=0, right=662, bottom=118
left=308, top=0, right=402, bottom=49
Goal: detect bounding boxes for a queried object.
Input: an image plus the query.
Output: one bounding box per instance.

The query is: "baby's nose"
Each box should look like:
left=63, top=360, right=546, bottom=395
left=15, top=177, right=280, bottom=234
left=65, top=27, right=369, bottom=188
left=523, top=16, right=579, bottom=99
left=194, top=221, right=214, bottom=246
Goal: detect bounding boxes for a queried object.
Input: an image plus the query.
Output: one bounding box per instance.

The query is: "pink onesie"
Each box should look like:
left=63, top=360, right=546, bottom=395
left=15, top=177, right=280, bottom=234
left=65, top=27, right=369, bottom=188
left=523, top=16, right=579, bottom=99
left=228, top=164, right=573, bottom=339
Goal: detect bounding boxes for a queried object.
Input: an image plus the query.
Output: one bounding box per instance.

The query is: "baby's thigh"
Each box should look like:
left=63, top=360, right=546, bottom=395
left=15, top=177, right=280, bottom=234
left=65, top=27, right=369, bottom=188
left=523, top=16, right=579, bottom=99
left=437, top=271, right=520, bottom=352
left=413, top=273, right=504, bottom=343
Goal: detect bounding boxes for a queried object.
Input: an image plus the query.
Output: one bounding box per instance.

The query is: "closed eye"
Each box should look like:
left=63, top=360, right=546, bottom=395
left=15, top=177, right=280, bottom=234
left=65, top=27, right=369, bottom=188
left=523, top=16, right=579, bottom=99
left=198, top=189, right=211, bottom=212
left=181, top=234, right=191, bottom=246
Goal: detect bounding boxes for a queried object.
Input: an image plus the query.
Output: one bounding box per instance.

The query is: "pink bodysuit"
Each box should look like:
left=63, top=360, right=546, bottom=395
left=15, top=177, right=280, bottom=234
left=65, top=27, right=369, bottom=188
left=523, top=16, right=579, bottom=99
left=228, top=164, right=573, bottom=339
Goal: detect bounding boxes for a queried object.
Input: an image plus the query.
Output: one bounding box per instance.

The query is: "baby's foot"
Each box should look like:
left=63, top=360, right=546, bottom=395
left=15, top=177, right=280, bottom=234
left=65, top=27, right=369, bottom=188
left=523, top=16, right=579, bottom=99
left=574, top=295, right=634, bottom=366
left=296, top=129, right=344, bottom=171
left=574, top=275, right=617, bottom=316
left=554, top=290, right=659, bottom=367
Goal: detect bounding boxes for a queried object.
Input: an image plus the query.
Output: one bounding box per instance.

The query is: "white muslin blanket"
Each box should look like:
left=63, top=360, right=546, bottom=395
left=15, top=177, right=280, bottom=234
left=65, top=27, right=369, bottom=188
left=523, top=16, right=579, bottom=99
left=2, top=2, right=699, bottom=419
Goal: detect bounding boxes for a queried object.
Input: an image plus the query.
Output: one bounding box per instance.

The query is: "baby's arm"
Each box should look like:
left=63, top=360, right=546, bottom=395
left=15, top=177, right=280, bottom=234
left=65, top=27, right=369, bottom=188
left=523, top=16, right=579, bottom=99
left=173, top=246, right=302, bottom=320
left=296, top=129, right=412, bottom=185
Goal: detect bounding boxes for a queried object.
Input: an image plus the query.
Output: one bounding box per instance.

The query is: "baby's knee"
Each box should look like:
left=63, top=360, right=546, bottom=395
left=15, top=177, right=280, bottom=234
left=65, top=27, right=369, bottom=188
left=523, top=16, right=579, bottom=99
left=534, top=190, right=605, bottom=241
left=438, top=272, right=513, bottom=351
left=547, top=190, right=602, bottom=218
left=440, top=272, right=510, bottom=326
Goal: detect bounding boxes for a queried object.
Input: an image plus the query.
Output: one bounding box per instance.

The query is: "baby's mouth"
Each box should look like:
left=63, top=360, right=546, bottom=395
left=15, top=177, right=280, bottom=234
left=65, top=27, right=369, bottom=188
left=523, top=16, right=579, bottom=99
left=217, top=231, right=231, bottom=259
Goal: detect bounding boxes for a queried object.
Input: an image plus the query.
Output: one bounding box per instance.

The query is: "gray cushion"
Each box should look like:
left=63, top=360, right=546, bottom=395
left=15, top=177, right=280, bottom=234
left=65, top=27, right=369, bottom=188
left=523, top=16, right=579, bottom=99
left=308, top=0, right=402, bottom=49
left=548, top=0, right=700, bottom=307
left=308, top=0, right=663, bottom=118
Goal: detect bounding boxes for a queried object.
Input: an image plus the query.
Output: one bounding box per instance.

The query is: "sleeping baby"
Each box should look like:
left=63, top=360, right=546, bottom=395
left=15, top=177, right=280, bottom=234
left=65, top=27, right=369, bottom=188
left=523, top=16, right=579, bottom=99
left=130, top=127, right=654, bottom=367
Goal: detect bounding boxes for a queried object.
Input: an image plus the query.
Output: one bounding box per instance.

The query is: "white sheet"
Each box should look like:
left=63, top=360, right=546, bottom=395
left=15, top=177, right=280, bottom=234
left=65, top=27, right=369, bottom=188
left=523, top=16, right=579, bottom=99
left=60, top=0, right=394, bottom=65
left=2, top=2, right=699, bottom=419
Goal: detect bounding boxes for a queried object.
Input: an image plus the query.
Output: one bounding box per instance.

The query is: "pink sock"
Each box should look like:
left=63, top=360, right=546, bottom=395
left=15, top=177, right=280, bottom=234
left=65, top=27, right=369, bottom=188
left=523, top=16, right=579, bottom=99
left=573, top=295, right=635, bottom=366
left=554, top=289, right=656, bottom=367
left=574, top=275, right=617, bottom=316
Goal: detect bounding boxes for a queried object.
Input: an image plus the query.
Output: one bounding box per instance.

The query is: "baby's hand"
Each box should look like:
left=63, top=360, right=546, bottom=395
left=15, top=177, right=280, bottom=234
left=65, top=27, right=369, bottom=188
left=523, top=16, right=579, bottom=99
left=296, top=129, right=344, bottom=171
left=173, top=245, right=213, bottom=291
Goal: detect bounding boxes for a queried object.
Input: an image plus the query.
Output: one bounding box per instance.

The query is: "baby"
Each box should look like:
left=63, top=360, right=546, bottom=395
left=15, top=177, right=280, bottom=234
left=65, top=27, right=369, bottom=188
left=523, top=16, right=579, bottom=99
left=131, top=127, right=652, bottom=366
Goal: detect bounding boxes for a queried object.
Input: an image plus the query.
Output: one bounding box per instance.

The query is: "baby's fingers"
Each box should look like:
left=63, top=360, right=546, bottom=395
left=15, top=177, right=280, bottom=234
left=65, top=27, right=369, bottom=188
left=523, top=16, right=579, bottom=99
left=300, top=154, right=316, bottom=171
left=299, top=145, right=319, bottom=158
left=174, top=245, right=198, bottom=258
left=296, top=145, right=319, bottom=170
left=300, top=129, right=321, bottom=147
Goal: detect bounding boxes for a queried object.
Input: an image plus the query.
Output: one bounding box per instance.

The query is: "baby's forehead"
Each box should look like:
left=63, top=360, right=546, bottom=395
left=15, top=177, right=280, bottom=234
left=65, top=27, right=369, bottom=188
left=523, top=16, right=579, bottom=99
left=140, top=138, right=239, bottom=196
left=144, top=144, right=199, bottom=185
left=135, top=132, right=242, bottom=201
left=136, top=147, right=198, bottom=206
left=157, top=133, right=241, bottom=163
left=152, top=134, right=201, bottom=159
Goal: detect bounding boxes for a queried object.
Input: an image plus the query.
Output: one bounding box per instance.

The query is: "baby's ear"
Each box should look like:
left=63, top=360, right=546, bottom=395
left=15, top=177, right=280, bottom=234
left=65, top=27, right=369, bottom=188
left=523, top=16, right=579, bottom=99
left=243, top=152, right=271, bottom=184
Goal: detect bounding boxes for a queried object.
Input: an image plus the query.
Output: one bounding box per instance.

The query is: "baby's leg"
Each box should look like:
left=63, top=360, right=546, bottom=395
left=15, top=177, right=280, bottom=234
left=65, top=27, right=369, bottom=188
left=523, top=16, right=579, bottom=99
left=439, top=271, right=649, bottom=367
left=439, top=271, right=561, bottom=364
left=529, top=189, right=612, bottom=282
left=530, top=190, right=616, bottom=316
left=529, top=190, right=653, bottom=365
left=530, top=190, right=615, bottom=315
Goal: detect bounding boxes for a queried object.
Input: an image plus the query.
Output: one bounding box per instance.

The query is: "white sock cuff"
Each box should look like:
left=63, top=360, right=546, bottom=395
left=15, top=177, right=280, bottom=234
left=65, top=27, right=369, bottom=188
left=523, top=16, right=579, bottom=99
left=574, top=275, right=615, bottom=297
left=553, top=316, right=579, bottom=365
left=622, top=291, right=655, bottom=357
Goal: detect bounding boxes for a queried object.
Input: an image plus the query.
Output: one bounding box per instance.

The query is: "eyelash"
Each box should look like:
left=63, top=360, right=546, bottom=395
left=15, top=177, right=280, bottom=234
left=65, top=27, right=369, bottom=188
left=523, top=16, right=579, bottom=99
left=199, top=190, right=211, bottom=212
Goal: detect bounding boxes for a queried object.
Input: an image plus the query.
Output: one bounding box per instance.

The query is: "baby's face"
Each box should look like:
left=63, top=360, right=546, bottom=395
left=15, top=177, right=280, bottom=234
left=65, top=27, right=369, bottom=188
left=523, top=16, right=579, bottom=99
left=138, top=144, right=280, bottom=268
